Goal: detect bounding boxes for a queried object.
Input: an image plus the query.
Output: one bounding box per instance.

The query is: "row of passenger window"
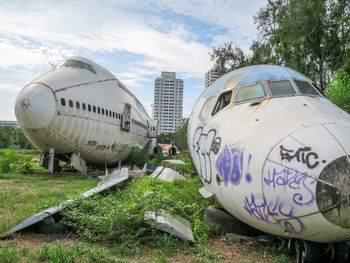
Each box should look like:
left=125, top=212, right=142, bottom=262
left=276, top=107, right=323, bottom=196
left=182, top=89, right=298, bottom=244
left=211, top=79, right=321, bottom=116
left=60, top=98, right=123, bottom=120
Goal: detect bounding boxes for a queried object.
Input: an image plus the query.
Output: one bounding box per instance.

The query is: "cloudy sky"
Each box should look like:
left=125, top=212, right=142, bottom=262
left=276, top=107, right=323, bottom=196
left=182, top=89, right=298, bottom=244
left=0, top=0, right=266, bottom=120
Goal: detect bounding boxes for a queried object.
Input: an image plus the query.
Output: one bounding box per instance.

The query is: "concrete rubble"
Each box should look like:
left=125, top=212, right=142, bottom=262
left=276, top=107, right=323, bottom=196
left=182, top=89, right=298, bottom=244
left=144, top=209, right=194, bottom=242
left=224, top=233, right=254, bottom=243
left=7, top=167, right=130, bottom=234
left=150, top=166, right=185, bottom=182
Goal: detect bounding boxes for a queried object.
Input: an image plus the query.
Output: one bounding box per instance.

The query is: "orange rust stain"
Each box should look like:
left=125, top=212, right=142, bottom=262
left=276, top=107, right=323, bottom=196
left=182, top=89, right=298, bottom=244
left=253, top=98, right=271, bottom=113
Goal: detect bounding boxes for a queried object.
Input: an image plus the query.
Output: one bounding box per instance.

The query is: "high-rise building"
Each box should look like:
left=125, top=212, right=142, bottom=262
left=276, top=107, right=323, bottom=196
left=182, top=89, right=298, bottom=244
left=153, top=72, right=183, bottom=134
left=205, top=67, right=220, bottom=89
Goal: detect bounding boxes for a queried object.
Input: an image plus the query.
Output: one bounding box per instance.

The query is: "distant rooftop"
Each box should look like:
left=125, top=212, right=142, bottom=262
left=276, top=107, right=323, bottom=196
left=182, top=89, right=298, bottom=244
left=0, top=120, right=19, bottom=128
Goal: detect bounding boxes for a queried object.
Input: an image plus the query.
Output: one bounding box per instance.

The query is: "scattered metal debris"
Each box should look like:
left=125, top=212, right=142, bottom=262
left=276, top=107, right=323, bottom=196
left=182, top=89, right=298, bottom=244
left=144, top=209, right=194, bottom=242
left=199, top=187, right=214, bottom=198
left=130, top=163, right=147, bottom=176
left=163, top=159, right=186, bottom=165
left=149, top=166, right=185, bottom=182
left=7, top=167, right=130, bottom=234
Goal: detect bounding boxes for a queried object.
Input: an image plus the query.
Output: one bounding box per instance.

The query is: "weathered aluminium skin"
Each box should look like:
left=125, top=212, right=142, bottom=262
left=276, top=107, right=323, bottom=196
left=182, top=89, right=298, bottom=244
left=15, top=56, right=157, bottom=167
left=187, top=65, right=350, bottom=243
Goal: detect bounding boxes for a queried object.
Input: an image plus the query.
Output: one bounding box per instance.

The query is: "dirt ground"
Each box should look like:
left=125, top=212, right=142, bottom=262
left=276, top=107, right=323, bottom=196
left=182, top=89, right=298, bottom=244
left=1, top=232, right=292, bottom=262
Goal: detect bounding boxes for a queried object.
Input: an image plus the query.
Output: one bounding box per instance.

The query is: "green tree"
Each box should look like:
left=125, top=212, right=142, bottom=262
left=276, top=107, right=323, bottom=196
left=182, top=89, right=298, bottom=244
left=156, top=119, right=189, bottom=151
left=0, top=126, right=34, bottom=149
left=174, top=118, right=189, bottom=151
left=211, top=0, right=350, bottom=89
left=0, top=127, right=11, bottom=148
left=210, top=43, right=250, bottom=75
left=325, top=70, right=350, bottom=113
left=157, top=132, right=175, bottom=144
left=253, top=0, right=350, bottom=89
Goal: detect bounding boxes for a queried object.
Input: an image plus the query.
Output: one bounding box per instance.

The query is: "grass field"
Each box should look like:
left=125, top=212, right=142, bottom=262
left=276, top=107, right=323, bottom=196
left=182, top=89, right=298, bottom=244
left=0, top=172, right=99, bottom=234
left=0, top=150, right=292, bottom=262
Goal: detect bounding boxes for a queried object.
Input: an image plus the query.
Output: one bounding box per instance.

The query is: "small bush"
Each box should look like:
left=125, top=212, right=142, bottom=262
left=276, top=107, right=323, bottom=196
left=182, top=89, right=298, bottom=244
left=0, top=148, right=19, bottom=173
left=0, top=148, right=33, bottom=173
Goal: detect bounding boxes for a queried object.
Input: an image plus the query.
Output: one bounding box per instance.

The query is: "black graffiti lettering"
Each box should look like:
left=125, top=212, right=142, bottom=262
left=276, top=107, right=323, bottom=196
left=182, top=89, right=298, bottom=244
left=305, top=152, right=319, bottom=169
left=280, top=145, right=320, bottom=169
left=87, top=140, right=97, bottom=146
left=192, top=127, right=221, bottom=183
left=211, top=137, right=221, bottom=154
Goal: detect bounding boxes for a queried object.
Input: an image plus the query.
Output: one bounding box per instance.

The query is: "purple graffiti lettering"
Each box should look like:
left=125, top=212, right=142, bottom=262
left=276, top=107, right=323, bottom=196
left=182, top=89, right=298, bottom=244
left=244, top=193, right=305, bottom=234
left=216, top=142, right=244, bottom=185
left=264, top=168, right=317, bottom=206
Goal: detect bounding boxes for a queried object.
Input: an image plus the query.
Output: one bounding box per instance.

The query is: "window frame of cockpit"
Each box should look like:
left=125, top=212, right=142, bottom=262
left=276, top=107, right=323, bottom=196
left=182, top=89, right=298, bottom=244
left=291, top=79, right=323, bottom=97
left=233, top=82, right=267, bottom=106
left=57, top=60, right=97, bottom=75
left=211, top=90, right=233, bottom=116
left=263, top=79, right=298, bottom=98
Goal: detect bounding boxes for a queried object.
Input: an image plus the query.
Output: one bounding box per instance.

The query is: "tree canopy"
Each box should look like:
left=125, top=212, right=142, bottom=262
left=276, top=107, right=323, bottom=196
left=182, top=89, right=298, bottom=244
left=210, top=0, right=350, bottom=91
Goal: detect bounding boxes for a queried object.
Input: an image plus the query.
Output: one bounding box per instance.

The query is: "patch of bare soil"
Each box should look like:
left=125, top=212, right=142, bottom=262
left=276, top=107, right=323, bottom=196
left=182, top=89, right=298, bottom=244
left=0, top=232, right=291, bottom=262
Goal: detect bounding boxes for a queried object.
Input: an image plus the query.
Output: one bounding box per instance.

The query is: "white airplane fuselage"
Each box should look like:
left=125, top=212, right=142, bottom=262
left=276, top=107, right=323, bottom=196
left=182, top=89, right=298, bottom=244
left=188, top=65, right=350, bottom=243
left=15, top=56, right=156, bottom=167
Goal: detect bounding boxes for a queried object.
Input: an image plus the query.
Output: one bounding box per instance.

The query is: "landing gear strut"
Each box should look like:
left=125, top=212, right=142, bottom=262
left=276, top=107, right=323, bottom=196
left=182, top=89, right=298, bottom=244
left=333, top=242, right=349, bottom=263
left=294, top=239, right=349, bottom=263
left=295, top=240, right=321, bottom=263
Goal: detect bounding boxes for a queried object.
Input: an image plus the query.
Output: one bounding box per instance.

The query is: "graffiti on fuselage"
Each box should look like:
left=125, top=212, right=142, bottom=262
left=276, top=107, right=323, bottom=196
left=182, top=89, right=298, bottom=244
left=216, top=142, right=252, bottom=185
left=87, top=140, right=128, bottom=153
left=192, top=127, right=221, bottom=183
left=264, top=167, right=317, bottom=206
left=279, top=145, right=326, bottom=169
left=244, top=193, right=305, bottom=234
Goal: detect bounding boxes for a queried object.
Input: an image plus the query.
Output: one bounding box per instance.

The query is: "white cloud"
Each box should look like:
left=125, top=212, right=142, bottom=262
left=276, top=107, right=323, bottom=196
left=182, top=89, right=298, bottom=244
left=0, top=1, right=212, bottom=77
left=141, top=0, right=265, bottom=49
left=0, top=0, right=265, bottom=120
left=0, top=83, right=21, bottom=92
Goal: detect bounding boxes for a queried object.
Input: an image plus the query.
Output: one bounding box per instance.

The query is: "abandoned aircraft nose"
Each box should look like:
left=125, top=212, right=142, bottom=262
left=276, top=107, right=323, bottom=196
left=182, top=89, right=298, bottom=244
left=316, top=155, right=350, bottom=228
left=14, top=83, right=57, bottom=129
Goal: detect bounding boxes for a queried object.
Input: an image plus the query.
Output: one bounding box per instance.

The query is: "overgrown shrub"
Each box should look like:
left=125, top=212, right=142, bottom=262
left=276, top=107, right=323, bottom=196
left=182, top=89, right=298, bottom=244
left=148, top=147, right=164, bottom=166
left=0, top=148, right=32, bottom=173
left=0, top=148, right=19, bottom=173
left=122, top=146, right=149, bottom=168
left=61, top=176, right=215, bottom=247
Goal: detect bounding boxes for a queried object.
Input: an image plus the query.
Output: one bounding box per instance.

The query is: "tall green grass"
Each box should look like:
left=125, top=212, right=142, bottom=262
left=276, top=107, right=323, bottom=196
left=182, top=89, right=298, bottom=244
left=61, top=176, right=216, bottom=248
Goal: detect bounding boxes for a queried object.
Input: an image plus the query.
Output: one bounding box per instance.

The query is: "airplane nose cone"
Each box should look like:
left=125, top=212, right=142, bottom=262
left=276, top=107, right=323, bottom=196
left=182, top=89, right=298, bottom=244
left=14, top=83, right=57, bottom=129
left=316, top=155, right=350, bottom=228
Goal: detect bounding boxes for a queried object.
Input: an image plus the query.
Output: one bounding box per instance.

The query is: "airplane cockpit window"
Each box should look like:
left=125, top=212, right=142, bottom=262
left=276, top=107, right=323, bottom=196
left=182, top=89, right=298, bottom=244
left=200, top=97, right=215, bottom=120
left=212, top=91, right=232, bottom=116
left=235, top=83, right=265, bottom=103
left=294, top=80, right=320, bottom=96
left=59, top=60, right=97, bottom=74
left=267, top=81, right=296, bottom=96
